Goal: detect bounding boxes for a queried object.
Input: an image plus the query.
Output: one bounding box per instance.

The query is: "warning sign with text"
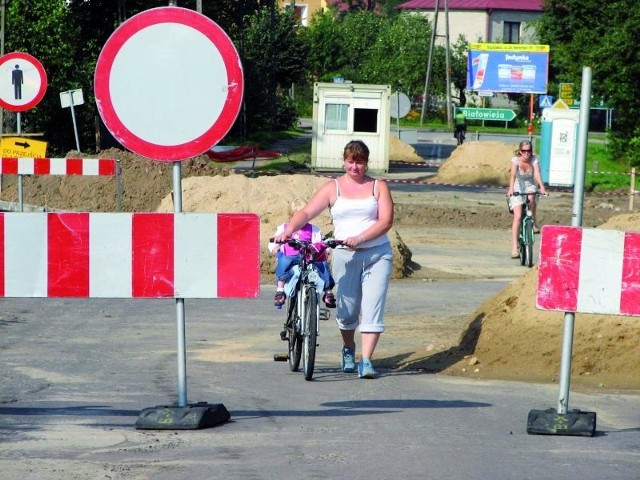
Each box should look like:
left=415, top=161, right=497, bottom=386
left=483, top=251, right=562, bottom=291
left=0, top=137, right=47, bottom=158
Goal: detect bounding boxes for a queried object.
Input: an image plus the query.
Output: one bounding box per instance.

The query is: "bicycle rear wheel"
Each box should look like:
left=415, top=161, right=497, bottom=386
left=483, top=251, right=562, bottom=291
left=302, top=287, right=318, bottom=381
left=287, top=294, right=302, bottom=372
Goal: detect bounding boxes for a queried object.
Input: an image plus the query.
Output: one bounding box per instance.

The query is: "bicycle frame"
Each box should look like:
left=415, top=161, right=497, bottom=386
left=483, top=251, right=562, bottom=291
left=512, top=192, right=540, bottom=268
left=272, top=237, right=342, bottom=380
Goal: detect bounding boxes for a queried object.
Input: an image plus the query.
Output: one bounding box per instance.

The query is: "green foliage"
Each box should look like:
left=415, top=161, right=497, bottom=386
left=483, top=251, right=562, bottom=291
left=584, top=142, right=631, bottom=192
left=361, top=14, right=431, bottom=95
left=537, top=0, right=640, bottom=166
left=450, top=36, right=469, bottom=105
left=300, top=11, right=468, bottom=119
left=5, top=0, right=79, bottom=154
left=235, top=7, right=308, bottom=136
left=302, top=10, right=384, bottom=83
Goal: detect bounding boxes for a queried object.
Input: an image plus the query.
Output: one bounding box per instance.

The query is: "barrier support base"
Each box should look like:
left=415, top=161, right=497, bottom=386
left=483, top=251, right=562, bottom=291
left=135, top=402, right=230, bottom=430
left=527, top=408, right=596, bottom=437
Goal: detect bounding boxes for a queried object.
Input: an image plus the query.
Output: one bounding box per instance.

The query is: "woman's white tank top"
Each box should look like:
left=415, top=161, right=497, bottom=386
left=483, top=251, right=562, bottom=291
left=330, top=179, right=389, bottom=249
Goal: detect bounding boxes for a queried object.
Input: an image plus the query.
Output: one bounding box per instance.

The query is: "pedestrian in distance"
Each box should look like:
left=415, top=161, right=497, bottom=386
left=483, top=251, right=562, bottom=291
left=273, top=139, right=394, bottom=379
left=454, top=110, right=467, bottom=145
left=507, top=140, right=547, bottom=258
left=268, top=198, right=336, bottom=309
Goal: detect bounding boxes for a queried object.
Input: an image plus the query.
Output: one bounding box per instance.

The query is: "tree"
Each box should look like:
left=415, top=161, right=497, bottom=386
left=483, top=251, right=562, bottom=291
left=302, top=10, right=469, bottom=119
left=239, top=5, right=308, bottom=134
left=326, top=0, right=407, bottom=16
left=361, top=14, right=432, bottom=97
left=537, top=0, right=640, bottom=165
left=4, top=0, right=79, bottom=154
left=4, top=1, right=296, bottom=153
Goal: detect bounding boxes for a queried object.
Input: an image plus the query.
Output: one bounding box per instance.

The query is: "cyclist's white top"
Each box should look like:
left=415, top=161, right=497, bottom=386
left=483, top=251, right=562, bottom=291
left=512, top=155, right=538, bottom=193
left=330, top=179, right=389, bottom=249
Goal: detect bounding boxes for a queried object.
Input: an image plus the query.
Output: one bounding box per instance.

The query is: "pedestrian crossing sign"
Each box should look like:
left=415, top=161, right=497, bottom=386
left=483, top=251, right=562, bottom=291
left=539, top=95, right=553, bottom=109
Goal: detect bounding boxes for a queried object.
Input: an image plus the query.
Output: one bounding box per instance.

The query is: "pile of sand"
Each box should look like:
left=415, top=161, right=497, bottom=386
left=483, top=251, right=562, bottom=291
left=2, top=138, right=638, bottom=389
left=155, top=174, right=411, bottom=279
left=429, top=141, right=515, bottom=186
left=435, top=212, right=640, bottom=390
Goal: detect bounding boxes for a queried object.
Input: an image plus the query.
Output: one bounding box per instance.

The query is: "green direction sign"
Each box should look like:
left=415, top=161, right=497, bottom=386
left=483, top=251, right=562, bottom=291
left=458, top=107, right=516, bottom=121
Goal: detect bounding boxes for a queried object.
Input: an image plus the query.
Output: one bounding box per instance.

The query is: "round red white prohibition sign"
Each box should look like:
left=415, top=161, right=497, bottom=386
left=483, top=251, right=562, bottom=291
left=94, top=7, right=244, bottom=161
left=0, top=52, right=48, bottom=112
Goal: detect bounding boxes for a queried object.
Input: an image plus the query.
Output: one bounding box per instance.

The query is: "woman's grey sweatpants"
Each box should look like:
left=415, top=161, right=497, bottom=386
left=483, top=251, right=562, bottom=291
left=331, top=242, right=393, bottom=333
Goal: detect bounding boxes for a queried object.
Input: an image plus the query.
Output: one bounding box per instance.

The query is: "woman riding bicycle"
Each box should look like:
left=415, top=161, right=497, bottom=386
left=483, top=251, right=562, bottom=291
left=507, top=140, right=546, bottom=259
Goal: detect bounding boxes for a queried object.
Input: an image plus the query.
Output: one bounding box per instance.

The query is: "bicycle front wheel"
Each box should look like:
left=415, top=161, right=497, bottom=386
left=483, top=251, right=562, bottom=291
left=518, top=234, right=526, bottom=266
left=523, top=221, right=534, bottom=268
left=302, top=287, right=318, bottom=381
left=287, top=294, right=302, bottom=372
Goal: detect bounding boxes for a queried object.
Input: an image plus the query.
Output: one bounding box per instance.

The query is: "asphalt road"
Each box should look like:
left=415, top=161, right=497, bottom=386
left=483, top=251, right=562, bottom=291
left=1, top=129, right=639, bottom=479
left=1, top=281, right=639, bottom=479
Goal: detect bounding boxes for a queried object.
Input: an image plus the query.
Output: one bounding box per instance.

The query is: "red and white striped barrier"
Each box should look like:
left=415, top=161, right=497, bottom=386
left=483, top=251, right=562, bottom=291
left=537, top=225, right=640, bottom=316
left=0, top=212, right=259, bottom=299
left=0, top=157, right=117, bottom=176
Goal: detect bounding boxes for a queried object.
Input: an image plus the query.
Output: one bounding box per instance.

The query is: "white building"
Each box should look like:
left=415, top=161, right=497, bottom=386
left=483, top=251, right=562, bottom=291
left=397, top=0, right=543, bottom=45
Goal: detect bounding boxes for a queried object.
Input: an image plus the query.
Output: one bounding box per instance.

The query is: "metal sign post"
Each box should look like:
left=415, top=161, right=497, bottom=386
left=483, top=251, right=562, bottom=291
left=527, top=67, right=596, bottom=437
left=0, top=52, right=48, bottom=212
left=60, top=89, right=84, bottom=151
left=95, top=6, right=244, bottom=430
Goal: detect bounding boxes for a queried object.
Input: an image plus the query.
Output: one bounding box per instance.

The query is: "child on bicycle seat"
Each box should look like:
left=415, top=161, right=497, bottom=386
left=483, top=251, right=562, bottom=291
left=268, top=198, right=336, bottom=308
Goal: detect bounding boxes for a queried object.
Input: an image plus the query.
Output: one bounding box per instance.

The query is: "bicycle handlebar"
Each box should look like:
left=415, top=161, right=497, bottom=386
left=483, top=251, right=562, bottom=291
left=269, top=237, right=345, bottom=263
left=268, top=237, right=345, bottom=249
left=509, top=192, right=548, bottom=197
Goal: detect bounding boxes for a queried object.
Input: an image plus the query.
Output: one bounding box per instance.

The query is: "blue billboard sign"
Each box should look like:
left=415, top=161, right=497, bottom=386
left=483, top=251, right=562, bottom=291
left=467, top=43, right=549, bottom=94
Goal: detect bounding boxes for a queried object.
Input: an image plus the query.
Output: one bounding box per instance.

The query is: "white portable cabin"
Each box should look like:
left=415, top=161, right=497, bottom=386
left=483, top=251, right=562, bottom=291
left=311, top=82, right=391, bottom=173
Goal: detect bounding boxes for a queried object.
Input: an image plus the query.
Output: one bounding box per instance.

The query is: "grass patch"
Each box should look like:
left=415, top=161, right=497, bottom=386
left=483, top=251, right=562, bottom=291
left=585, top=143, right=631, bottom=192
left=226, top=122, right=632, bottom=193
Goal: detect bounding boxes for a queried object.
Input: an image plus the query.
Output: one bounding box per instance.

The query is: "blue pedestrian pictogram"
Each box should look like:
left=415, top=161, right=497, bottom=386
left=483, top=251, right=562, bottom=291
left=539, top=95, right=553, bottom=108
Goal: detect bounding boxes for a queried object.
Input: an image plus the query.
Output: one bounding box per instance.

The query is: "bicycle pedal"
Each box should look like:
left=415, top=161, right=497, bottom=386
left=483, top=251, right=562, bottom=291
left=279, top=331, right=288, bottom=341
left=319, top=308, right=330, bottom=321
left=273, top=354, right=289, bottom=362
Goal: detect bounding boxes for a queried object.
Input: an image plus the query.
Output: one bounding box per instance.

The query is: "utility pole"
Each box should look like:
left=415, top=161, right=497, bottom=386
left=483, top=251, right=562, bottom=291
left=420, top=1, right=453, bottom=128
left=0, top=1, right=5, bottom=140
left=444, top=0, right=452, bottom=128
left=420, top=0, right=439, bottom=126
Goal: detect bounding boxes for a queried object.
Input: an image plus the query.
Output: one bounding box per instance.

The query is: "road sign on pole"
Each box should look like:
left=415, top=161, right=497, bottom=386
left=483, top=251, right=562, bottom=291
left=60, top=89, right=84, bottom=151
left=93, top=6, right=248, bottom=429
left=0, top=52, right=47, bottom=112
left=559, top=83, right=574, bottom=106
left=94, top=6, right=244, bottom=161
left=457, top=107, right=516, bottom=121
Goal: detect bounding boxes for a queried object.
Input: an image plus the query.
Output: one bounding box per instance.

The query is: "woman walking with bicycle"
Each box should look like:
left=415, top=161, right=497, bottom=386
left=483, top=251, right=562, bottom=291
left=273, top=140, right=394, bottom=379
left=507, top=140, right=547, bottom=258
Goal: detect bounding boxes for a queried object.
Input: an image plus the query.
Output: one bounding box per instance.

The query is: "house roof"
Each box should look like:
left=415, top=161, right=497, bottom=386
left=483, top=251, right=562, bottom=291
left=397, top=0, right=543, bottom=11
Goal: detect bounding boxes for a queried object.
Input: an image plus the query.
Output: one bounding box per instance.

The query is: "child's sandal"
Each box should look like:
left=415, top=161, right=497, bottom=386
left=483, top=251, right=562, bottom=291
left=274, top=291, right=286, bottom=307
left=322, top=291, right=336, bottom=308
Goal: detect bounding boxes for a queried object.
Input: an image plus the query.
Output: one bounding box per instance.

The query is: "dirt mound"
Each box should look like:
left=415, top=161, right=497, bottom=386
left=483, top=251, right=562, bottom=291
left=0, top=148, right=230, bottom=213
left=430, top=141, right=514, bottom=186
left=2, top=139, right=638, bottom=390
left=155, top=174, right=411, bottom=279
left=389, top=135, right=424, bottom=162
left=436, top=212, right=640, bottom=391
